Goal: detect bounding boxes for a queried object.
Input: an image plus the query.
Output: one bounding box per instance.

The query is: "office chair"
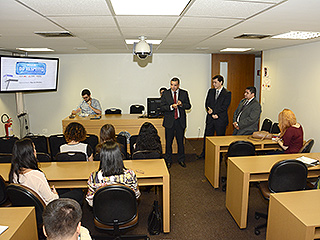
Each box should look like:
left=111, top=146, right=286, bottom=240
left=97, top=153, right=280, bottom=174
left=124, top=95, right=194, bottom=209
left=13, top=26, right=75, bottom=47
left=132, top=150, right=161, bottom=160
left=299, top=139, right=314, bottom=153
left=254, top=159, right=307, bottom=235
left=27, top=135, right=49, bottom=154
left=0, top=136, right=19, bottom=153
left=129, top=135, right=139, bottom=157
left=260, top=118, right=272, bottom=132
left=92, top=184, right=149, bottom=240
left=105, top=108, right=122, bottom=114
left=270, top=122, right=280, bottom=134
left=37, top=152, right=52, bottom=162
left=0, top=153, right=12, bottom=163
left=48, top=134, right=67, bottom=158
left=55, top=152, right=87, bottom=161
left=130, top=104, right=145, bottom=114
left=116, top=134, right=128, bottom=159
left=222, top=141, right=255, bottom=192
left=83, top=134, right=99, bottom=153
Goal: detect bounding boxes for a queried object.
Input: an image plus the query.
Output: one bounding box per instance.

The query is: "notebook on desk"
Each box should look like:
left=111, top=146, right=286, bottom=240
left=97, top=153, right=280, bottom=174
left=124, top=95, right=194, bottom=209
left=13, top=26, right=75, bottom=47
left=296, top=156, right=319, bottom=167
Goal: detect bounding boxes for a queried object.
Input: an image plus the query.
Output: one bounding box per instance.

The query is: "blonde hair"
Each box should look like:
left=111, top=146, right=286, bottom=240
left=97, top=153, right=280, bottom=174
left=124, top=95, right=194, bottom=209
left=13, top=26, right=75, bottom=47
left=278, top=109, right=297, bottom=136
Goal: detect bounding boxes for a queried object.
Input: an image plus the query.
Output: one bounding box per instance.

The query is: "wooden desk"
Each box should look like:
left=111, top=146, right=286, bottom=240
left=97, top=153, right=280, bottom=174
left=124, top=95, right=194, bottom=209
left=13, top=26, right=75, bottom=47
left=266, top=190, right=320, bottom=240
left=226, top=153, right=320, bottom=229
left=62, top=114, right=177, bottom=153
left=204, top=135, right=279, bottom=188
left=0, top=207, right=38, bottom=240
left=0, top=159, right=171, bottom=233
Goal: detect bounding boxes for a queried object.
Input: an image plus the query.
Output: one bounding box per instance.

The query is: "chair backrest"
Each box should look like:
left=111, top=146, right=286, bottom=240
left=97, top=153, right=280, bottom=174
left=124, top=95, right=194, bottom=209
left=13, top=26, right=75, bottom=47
left=105, top=108, right=122, bottom=114
left=271, top=122, right=280, bottom=134
left=93, top=184, right=138, bottom=230
left=299, top=139, right=315, bottom=153
left=0, top=175, right=7, bottom=205
left=261, top=118, right=273, bottom=132
left=0, top=136, right=19, bottom=153
left=132, top=150, right=161, bottom=160
left=0, top=153, right=12, bottom=163
left=129, top=135, right=139, bottom=155
left=130, top=105, right=145, bottom=114
left=6, top=183, right=46, bottom=225
left=37, top=152, right=52, bottom=162
left=27, top=135, right=49, bottom=154
left=48, top=134, right=67, bottom=158
left=55, top=152, right=87, bottom=162
left=227, top=141, right=256, bottom=157
left=116, top=135, right=128, bottom=159
left=268, top=159, right=307, bottom=193
left=82, top=134, right=99, bottom=153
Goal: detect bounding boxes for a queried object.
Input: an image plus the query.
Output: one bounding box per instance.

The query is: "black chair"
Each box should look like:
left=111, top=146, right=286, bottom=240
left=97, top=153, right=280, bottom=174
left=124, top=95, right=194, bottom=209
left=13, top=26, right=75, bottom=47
left=254, top=159, right=308, bottom=235
left=48, top=134, right=66, bottom=158
left=116, top=134, right=128, bottom=159
left=299, top=139, right=314, bottom=153
left=130, top=105, right=145, bottom=114
left=55, top=152, right=87, bottom=162
left=37, top=152, right=52, bottom=162
left=129, top=135, right=139, bottom=157
left=222, top=141, right=255, bottom=191
left=92, top=184, right=149, bottom=240
left=132, top=150, right=161, bottom=160
left=260, top=118, right=272, bottom=132
left=105, top=108, right=122, bottom=114
left=0, top=136, right=19, bottom=153
left=270, top=122, right=280, bottom=134
left=27, top=135, right=49, bottom=154
left=0, top=153, right=12, bottom=163
left=83, top=134, right=99, bottom=153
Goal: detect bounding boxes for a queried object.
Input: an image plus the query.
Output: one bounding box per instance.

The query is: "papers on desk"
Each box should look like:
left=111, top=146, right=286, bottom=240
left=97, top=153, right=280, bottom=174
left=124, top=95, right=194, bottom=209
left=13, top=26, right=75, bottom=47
left=296, top=156, right=319, bottom=167
left=0, top=225, right=8, bottom=235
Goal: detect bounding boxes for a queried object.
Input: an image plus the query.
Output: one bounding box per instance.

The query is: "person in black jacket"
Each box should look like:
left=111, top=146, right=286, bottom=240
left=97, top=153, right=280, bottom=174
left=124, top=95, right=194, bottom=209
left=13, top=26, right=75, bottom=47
left=160, top=77, right=191, bottom=168
left=198, top=75, right=231, bottom=158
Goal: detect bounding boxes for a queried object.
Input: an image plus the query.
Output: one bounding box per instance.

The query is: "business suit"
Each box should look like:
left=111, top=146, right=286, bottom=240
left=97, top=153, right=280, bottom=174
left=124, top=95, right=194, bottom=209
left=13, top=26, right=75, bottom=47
left=233, top=97, right=261, bottom=135
left=161, top=88, right=191, bottom=164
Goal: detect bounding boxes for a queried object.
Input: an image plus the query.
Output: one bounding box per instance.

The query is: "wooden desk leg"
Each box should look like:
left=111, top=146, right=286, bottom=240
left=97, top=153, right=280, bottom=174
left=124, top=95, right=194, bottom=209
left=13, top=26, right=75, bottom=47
left=205, top=138, right=220, bottom=188
left=162, top=174, right=170, bottom=233
left=226, top=160, right=250, bottom=229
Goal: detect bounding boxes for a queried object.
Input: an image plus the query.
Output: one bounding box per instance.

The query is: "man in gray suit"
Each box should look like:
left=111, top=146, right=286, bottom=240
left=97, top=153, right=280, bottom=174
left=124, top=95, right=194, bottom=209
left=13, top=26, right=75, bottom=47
left=232, top=86, right=261, bottom=135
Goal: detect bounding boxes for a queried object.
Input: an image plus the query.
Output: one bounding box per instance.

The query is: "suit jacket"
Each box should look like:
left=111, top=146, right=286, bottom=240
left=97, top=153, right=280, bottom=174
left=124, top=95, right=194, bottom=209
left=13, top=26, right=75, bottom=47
left=205, top=87, right=231, bottom=126
left=233, top=97, right=261, bottom=135
left=160, top=88, right=191, bottom=129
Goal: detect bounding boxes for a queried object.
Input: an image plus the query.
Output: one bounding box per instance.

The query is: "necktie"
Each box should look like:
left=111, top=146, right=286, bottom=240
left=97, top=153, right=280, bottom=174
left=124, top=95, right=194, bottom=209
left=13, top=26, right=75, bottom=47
left=174, top=91, right=178, bottom=119
left=239, top=100, right=248, bottom=112
left=215, top=90, right=219, bottom=100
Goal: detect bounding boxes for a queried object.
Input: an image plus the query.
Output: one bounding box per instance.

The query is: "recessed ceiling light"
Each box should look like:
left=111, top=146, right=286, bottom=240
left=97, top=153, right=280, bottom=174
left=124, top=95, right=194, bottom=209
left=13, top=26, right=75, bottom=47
left=271, top=31, right=320, bottom=40
left=125, top=39, right=162, bottom=45
left=110, top=0, right=190, bottom=15
left=16, top=48, right=54, bottom=52
left=220, top=48, right=253, bottom=52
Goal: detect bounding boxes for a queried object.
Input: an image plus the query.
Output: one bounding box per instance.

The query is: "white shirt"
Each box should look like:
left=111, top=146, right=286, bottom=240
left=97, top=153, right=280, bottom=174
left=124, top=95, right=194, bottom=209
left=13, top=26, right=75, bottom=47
left=170, top=89, right=180, bottom=118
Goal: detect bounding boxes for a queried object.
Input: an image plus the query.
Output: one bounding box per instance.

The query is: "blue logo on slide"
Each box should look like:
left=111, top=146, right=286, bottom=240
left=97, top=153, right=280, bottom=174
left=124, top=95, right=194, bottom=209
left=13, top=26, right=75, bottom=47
left=16, top=62, right=46, bottom=75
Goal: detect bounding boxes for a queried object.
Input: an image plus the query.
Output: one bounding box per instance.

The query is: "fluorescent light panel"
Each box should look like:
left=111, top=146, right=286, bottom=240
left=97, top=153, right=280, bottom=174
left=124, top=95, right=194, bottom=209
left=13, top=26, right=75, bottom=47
left=220, top=48, right=253, bottom=52
left=271, top=31, right=320, bottom=40
left=110, top=0, right=190, bottom=15
left=16, top=48, right=54, bottom=52
left=125, top=39, right=162, bottom=45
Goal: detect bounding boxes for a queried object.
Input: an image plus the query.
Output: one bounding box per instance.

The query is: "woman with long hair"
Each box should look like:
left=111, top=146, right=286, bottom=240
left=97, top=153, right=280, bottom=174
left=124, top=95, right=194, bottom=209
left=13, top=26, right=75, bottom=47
left=275, top=109, right=303, bottom=153
left=134, top=122, right=162, bottom=154
left=86, top=141, right=140, bottom=206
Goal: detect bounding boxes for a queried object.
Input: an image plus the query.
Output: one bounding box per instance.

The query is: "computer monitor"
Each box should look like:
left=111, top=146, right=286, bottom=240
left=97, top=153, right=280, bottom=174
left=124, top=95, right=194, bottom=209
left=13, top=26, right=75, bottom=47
left=147, top=98, right=162, bottom=118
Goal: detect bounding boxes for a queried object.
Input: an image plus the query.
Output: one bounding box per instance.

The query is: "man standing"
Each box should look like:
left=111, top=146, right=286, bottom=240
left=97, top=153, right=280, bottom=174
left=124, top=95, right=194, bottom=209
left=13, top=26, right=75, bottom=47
left=198, top=75, right=231, bottom=158
left=161, top=77, right=191, bottom=168
left=72, top=89, right=102, bottom=115
left=233, top=86, right=261, bottom=135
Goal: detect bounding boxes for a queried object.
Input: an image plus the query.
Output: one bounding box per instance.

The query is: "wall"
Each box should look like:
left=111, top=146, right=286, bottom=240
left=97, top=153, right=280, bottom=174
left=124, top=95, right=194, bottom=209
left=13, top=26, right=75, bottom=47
left=0, top=53, right=211, bottom=138
left=261, top=41, right=320, bottom=152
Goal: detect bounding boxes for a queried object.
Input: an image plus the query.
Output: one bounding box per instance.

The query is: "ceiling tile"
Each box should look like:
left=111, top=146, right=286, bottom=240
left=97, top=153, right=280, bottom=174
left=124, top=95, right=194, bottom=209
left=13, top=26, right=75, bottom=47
left=49, top=16, right=117, bottom=28
left=177, top=16, right=241, bottom=29
left=116, top=16, right=179, bottom=28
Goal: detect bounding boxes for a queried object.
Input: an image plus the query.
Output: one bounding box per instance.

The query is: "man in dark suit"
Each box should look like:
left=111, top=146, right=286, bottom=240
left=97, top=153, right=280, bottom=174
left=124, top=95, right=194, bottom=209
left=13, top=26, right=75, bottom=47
left=233, top=86, right=261, bottom=135
left=161, top=77, right=191, bottom=168
left=199, top=75, right=231, bottom=158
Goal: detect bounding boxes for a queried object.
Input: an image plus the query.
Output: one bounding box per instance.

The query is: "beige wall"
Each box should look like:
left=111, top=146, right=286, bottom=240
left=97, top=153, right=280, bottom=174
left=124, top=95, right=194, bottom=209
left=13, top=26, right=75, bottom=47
left=0, top=53, right=211, bottom=138
left=261, top=41, right=320, bottom=152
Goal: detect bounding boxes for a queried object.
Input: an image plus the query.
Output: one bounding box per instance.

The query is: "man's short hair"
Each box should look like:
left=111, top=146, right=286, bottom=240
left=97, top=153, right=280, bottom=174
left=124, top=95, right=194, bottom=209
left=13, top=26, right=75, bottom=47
left=246, top=86, right=256, bottom=96
left=81, top=89, right=91, bottom=96
left=212, top=75, right=224, bottom=85
left=43, top=199, right=82, bottom=240
left=170, top=77, right=180, bottom=84
left=159, top=87, right=167, bottom=94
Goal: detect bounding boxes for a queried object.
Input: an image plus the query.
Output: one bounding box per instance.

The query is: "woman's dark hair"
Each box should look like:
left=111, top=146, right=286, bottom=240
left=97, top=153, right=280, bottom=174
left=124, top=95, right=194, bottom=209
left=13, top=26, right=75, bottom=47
left=135, top=122, right=162, bottom=153
left=9, top=138, right=39, bottom=183
left=64, top=122, right=87, bottom=143
left=99, top=141, right=124, bottom=177
left=96, top=124, right=116, bottom=154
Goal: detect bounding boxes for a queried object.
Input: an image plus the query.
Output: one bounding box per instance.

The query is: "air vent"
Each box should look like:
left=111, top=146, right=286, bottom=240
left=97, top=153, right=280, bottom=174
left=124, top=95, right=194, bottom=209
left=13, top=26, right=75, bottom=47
left=234, top=34, right=270, bottom=40
left=34, top=31, right=74, bottom=37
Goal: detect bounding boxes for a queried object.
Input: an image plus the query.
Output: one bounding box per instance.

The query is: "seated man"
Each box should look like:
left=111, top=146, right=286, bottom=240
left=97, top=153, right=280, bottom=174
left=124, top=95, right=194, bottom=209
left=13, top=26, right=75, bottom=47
left=72, top=89, right=102, bottom=115
left=42, top=198, right=92, bottom=240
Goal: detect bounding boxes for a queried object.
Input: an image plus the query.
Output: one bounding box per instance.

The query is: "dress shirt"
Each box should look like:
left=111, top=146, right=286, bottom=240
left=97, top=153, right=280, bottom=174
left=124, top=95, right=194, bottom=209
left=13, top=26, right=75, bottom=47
left=170, top=89, right=180, bottom=118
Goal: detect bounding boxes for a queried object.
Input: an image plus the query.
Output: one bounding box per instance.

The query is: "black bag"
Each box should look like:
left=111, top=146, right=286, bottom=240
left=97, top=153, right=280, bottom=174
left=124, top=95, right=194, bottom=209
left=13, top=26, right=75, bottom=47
left=147, top=200, right=162, bottom=235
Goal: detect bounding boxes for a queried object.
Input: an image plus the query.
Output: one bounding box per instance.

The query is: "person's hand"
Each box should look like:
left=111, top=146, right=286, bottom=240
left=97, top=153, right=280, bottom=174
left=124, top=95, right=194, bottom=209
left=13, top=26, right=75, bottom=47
left=177, top=100, right=182, bottom=106
left=233, top=122, right=239, bottom=130
left=88, top=100, right=92, bottom=107
left=212, top=114, right=218, bottom=119
left=51, top=185, right=57, bottom=194
left=207, top=107, right=213, bottom=114
left=172, top=103, right=178, bottom=109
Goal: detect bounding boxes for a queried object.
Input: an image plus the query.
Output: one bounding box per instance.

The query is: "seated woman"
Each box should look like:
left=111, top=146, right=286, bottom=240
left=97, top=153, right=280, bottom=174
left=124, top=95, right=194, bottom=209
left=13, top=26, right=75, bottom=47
left=134, top=122, right=162, bottom=155
left=86, top=141, right=140, bottom=207
left=9, top=138, right=83, bottom=205
left=60, top=122, right=93, bottom=161
left=275, top=109, right=303, bottom=154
